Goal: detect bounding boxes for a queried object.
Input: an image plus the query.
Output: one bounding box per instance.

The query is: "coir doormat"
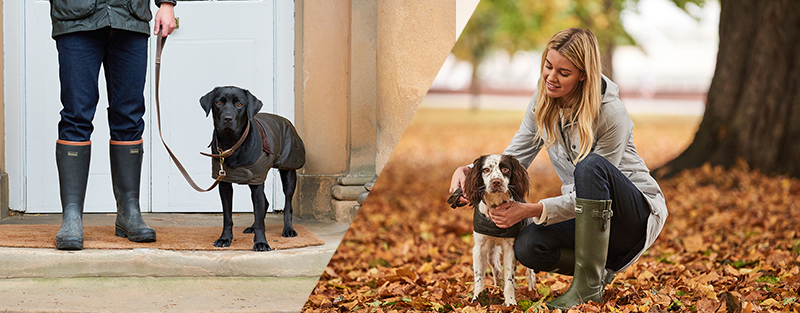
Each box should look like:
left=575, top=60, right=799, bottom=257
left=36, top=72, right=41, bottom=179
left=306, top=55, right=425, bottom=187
left=0, top=224, right=324, bottom=250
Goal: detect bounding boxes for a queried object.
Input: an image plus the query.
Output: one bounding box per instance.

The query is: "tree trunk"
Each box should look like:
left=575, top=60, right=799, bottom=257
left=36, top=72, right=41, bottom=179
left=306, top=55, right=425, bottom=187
left=600, top=0, right=616, bottom=80
left=601, top=40, right=615, bottom=81
left=469, top=59, right=482, bottom=111
left=655, top=0, right=800, bottom=178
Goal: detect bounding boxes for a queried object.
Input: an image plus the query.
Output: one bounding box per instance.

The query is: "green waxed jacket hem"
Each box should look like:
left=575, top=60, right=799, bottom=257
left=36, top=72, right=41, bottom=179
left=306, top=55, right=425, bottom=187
left=50, top=0, right=176, bottom=38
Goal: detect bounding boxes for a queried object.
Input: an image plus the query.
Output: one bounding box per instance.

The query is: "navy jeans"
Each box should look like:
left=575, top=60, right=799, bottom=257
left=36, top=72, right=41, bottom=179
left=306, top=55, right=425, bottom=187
left=56, top=27, right=148, bottom=142
left=514, top=153, right=650, bottom=272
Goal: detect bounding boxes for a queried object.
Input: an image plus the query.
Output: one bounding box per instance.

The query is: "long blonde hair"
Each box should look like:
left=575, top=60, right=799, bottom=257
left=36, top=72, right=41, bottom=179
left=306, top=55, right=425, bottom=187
left=533, top=28, right=603, bottom=163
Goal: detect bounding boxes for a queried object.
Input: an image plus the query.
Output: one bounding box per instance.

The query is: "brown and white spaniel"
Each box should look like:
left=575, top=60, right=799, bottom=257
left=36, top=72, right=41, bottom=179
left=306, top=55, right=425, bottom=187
left=462, top=154, right=535, bottom=306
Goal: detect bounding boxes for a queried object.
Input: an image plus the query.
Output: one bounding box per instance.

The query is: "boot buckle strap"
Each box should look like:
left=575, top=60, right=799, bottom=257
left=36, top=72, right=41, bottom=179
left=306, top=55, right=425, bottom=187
left=593, top=209, right=613, bottom=231
left=592, top=209, right=613, bottom=220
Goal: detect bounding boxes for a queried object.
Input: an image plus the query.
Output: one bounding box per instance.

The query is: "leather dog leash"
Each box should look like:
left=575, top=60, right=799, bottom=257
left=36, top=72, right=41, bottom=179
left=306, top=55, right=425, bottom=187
left=153, top=30, right=250, bottom=192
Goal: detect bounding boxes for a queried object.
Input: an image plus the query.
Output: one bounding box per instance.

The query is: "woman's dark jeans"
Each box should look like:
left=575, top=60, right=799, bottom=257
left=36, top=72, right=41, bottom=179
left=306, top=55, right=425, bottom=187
left=514, top=153, right=650, bottom=272
left=55, top=27, right=148, bottom=142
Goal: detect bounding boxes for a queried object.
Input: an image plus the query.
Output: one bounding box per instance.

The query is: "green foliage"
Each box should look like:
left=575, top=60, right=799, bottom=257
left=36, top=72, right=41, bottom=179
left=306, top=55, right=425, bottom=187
left=368, top=258, right=390, bottom=268
left=452, top=0, right=570, bottom=64
left=453, top=0, right=709, bottom=86
left=668, top=0, right=710, bottom=20
left=518, top=299, right=535, bottom=311
left=731, top=259, right=759, bottom=269
left=756, top=275, right=780, bottom=284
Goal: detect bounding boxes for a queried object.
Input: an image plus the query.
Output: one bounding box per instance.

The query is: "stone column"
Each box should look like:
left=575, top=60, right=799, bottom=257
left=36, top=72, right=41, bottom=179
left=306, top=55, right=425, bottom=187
left=294, top=0, right=352, bottom=220
left=360, top=1, right=456, bottom=208
left=329, top=0, right=379, bottom=222
left=376, top=1, right=457, bottom=174
left=293, top=0, right=456, bottom=222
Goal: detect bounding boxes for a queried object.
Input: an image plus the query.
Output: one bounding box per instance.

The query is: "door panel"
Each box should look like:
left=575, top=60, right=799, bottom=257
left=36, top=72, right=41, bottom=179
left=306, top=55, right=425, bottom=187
left=151, top=1, right=279, bottom=213
left=19, top=0, right=294, bottom=213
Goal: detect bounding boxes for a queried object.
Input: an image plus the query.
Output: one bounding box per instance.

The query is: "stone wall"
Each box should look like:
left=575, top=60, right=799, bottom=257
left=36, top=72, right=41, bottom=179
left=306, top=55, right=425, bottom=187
left=294, top=0, right=456, bottom=221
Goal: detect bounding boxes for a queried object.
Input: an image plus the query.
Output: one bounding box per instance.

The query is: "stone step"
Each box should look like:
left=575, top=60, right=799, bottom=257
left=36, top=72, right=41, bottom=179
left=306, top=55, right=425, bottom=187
left=1, top=276, right=317, bottom=312
left=0, top=214, right=349, bottom=312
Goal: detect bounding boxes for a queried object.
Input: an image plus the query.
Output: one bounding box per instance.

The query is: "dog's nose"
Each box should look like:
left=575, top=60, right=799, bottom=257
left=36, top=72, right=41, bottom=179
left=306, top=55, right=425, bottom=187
left=223, top=116, right=234, bottom=123
left=491, top=179, right=502, bottom=186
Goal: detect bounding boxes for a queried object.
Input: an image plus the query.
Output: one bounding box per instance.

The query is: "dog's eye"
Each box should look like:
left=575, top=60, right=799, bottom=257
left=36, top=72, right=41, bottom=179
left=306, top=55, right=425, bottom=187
left=501, top=167, right=509, bottom=173
left=236, top=102, right=243, bottom=107
left=482, top=168, right=490, bottom=174
left=215, top=100, right=222, bottom=106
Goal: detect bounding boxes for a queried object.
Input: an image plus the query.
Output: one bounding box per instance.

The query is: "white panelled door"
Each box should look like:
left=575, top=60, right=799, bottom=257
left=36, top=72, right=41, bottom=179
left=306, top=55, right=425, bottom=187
left=14, top=0, right=294, bottom=213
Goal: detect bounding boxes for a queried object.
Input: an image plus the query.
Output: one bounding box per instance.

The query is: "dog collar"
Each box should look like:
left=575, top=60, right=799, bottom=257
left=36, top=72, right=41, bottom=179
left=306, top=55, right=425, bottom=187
left=200, top=120, right=252, bottom=177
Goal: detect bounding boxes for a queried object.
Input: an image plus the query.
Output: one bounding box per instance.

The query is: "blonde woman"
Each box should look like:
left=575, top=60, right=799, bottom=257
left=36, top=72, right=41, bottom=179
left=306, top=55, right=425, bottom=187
left=449, top=28, right=667, bottom=309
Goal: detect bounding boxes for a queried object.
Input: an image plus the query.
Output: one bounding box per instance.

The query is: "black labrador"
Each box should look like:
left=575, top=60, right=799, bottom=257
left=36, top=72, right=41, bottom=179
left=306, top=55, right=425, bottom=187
left=200, top=86, right=306, bottom=251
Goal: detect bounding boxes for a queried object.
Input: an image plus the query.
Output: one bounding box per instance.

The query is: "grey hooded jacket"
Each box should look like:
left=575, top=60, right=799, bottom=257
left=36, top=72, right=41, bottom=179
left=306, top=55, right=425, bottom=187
left=503, top=76, right=667, bottom=271
left=50, top=0, right=177, bottom=38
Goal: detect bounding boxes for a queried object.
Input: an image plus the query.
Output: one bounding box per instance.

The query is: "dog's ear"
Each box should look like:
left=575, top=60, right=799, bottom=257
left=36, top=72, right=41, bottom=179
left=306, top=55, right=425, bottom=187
left=506, top=155, right=530, bottom=202
left=244, top=89, right=264, bottom=119
left=200, top=87, right=220, bottom=117
left=462, top=156, right=485, bottom=206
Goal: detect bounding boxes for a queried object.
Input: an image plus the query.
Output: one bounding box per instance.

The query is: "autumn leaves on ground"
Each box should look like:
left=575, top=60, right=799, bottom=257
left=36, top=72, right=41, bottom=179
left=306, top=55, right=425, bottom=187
left=304, top=108, right=800, bottom=312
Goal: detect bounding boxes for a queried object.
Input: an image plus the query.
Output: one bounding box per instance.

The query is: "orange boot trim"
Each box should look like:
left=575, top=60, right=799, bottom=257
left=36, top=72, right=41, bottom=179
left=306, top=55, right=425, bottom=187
left=110, top=138, right=144, bottom=145
left=56, top=140, right=91, bottom=146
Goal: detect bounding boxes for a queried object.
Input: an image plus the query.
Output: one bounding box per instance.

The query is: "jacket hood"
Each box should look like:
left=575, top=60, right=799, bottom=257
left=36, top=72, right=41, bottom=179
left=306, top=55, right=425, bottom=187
left=600, top=74, right=620, bottom=104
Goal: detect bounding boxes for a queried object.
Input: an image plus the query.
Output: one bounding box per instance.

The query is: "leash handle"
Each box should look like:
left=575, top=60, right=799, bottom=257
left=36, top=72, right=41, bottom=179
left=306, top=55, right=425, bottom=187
left=154, top=29, right=225, bottom=192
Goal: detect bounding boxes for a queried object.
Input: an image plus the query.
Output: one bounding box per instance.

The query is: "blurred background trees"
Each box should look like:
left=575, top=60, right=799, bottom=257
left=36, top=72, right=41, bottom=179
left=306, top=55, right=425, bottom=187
left=451, top=0, right=800, bottom=179
left=451, top=0, right=569, bottom=110
left=451, top=0, right=706, bottom=109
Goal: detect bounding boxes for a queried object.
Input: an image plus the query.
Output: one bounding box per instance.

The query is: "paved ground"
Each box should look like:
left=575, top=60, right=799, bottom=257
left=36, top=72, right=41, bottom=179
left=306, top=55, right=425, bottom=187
left=0, top=277, right=318, bottom=313
left=0, top=213, right=350, bottom=313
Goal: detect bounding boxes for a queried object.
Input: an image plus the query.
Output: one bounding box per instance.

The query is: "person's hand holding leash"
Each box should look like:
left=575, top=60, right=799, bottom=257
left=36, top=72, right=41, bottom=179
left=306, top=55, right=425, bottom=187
left=449, top=166, right=470, bottom=207
left=489, top=201, right=543, bottom=228
left=154, top=3, right=177, bottom=37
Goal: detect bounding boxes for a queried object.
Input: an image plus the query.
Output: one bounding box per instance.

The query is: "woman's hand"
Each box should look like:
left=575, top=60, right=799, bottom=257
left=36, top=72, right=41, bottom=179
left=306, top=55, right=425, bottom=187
left=449, top=166, right=470, bottom=206
left=154, top=3, right=176, bottom=37
left=489, top=201, right=543, bottom=228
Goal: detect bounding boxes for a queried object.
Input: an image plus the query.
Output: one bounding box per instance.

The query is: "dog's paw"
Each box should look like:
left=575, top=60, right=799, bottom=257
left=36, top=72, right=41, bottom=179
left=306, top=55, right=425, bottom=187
left=471, top=295, right=479, bottom=303
left=503, top=299, right=517, bottom=307
left=214, top=238, right=232, bottom=247
left=242, top=227, right=255, bottom=234
left=253, top=242, right=272, bottom=252
left=282, top=227, right=298, bottom=238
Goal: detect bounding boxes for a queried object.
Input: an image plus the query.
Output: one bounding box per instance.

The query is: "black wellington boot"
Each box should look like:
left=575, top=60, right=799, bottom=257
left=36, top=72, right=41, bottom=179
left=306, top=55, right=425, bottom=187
left=55, top=141, right=91, bottom=250
left=110, top=140, right=156, bottom=242
left=547, top=198, right=613, bottom=309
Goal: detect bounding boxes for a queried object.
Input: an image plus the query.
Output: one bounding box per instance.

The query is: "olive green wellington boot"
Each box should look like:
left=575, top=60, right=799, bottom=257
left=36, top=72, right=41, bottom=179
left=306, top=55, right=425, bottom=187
left=55, top=141, right=91, bottom=250
left=544, top=248, right=618, bottom=288
left=547, top=198, right=614, bottom=309
left=545, top=248, right=575, bottom=275
left=110, top=140, right=156, bottom=242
